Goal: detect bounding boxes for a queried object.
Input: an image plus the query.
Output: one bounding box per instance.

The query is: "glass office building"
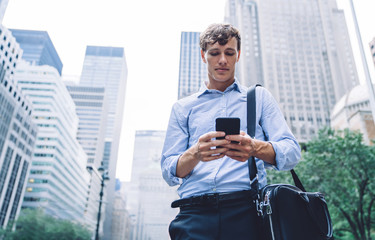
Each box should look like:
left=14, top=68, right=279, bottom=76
left=80, top=45, right=127, bottom=240
left=178, top=32, right=207, bottom=99
left=0, top=24, right=37, bottom=230
left=125, top=130, right=178, bottom=240
left=0, top=25, right=22, bottom=78
left=15, top=62, right=89, bottom=223
left=66, top=83, right=108, bottom=234
left=225, top=0, right=359, bottom=142
left=10, top=29, right=63, bottom=75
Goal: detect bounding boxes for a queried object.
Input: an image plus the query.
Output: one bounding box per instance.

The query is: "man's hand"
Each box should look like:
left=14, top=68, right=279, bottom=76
left=224, top=131, right=276, bottom=165
left=196, top=131, right=230, bottom=162
left=176, top=131, right=230, bottom=178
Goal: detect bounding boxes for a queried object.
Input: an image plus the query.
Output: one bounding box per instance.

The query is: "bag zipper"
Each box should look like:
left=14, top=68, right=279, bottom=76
left=269, top=214, right=275, bottom=240
left=264, top=190, right=275, bottom=240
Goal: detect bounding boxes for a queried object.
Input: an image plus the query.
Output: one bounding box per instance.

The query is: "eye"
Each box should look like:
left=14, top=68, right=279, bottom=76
left=225, top=51, right=236, bottom=56
left=209, top=51, right=220, bottom=56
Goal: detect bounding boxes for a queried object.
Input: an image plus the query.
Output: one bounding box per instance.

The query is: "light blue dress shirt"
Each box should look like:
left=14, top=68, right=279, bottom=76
left=161, top=80, right=301, bottom=199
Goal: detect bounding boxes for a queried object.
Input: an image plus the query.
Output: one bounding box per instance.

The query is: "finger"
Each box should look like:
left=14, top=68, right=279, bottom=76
left=225, top=149, right=250, bottom=162
left=200, top=146, right=228, bottom=157
left=199, top=131, right=226, bottom=142
left=201, top=153, right=226, bottom=162
left=200, top=139, right=230, bottom=151
left=226, top=155, right=248, bottom=162
left=225, top=134, right=243, bottom=142
left=200, top=147, right=228, bottom=161
left=226, top=148, right=246, bottom=157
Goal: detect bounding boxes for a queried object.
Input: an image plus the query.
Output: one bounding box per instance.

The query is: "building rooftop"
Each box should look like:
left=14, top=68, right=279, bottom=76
left=331, top=84, right=371, bottom=118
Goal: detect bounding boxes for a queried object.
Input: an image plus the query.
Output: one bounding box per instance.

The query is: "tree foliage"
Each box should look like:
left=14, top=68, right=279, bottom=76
left=0, top=208, right=91, bottom=240
left=267, top=128, right=375, bottom=240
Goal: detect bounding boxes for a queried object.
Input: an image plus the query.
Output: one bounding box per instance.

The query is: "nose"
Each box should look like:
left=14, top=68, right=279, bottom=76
left=218, top=53, right=227, bottom=65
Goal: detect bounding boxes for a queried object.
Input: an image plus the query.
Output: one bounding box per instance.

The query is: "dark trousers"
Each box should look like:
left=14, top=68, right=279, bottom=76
left=169, top=197, right=261, bottom=240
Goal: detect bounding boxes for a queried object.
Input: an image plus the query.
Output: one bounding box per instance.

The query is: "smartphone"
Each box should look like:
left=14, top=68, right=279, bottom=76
left=215, top=117, right=240, bottom=143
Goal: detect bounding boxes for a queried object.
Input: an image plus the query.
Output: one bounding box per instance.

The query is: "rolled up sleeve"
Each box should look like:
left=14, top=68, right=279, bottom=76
left=161, top=103, right=189, bottom=186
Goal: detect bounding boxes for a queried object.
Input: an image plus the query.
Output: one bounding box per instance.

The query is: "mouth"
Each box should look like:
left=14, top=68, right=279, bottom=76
left=216, top=68, right=229, bottom=72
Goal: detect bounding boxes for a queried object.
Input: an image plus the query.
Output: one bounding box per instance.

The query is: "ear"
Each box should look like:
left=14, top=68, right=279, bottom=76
left=236, top=50, right=241, bottom=62
left=201, top=49, right=207, bottom=63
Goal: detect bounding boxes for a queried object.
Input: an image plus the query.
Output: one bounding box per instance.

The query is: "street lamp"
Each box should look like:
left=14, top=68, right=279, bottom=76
left=95, top=166, right=110, bottom=240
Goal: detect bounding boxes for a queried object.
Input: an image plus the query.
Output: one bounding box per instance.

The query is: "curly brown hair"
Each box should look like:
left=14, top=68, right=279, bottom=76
left=200, top=23, right=241, bottom=52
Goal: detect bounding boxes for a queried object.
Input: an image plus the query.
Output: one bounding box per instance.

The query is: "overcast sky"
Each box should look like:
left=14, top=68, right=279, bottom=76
left=3, top=0, right=375, bottom=181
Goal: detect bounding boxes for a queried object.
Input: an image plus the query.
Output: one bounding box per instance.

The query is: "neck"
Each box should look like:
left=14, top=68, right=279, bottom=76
left=207, top=79, right=235, bottom=92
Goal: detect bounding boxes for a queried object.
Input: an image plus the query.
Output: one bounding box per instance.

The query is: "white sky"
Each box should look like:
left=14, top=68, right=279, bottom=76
left=3, top=0, right=375, bottom=181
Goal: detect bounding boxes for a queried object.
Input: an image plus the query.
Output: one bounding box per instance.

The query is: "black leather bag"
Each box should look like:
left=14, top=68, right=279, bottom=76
left=247, top=85, right=333, bottom=240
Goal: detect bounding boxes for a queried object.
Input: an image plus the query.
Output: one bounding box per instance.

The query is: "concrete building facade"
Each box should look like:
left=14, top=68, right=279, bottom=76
left=125, top=130, right=178, bottom=240
left=225, top=0, right=359, bottom=142
left=0, top=23, right=37, bottom=230
left=178, top=32, right=207, bottom=99
left=66, top=83, right=109, bottom=235
left=80, top=45, right=127, bottom=240
left=15, top=61, right=90, bottom=223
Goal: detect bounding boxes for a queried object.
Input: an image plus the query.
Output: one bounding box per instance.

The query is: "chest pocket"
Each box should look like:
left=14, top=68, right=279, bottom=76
left=188, top=109, right=218, bottom=147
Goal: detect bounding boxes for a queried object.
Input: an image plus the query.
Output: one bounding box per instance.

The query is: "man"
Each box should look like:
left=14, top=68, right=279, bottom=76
left=161, top=23, right=300, bottom=239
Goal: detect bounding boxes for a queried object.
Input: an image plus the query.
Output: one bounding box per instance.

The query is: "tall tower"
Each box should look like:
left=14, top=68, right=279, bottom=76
left=0, top=25, right=37, bottom=229
left=15, top=61, right=90, bottom=223
left=10, top=29, right=63, bottom=75
left=226, top=0, right=359, bottom=142
left=178, top=32, right=207, bottom=99
left=65, top=83, right=109, bottom=235
left=225, top=0, right=264, bottom=87
left=0, top=25, right=22, bottom=78
left=80, top=46, right=127, bottom=240
left=124, top=130, right=178, bottom=240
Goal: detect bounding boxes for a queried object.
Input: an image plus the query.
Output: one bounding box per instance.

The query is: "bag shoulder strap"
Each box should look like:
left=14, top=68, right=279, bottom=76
left=246, top=84, right=306, bottom=192
left=247, top=84, right=261, bottom=190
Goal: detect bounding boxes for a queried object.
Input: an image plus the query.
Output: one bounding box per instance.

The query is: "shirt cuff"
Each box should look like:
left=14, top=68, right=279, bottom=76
left=267, top=141, right=286, bottom=170
left=166, top=155, right=184, bottom=185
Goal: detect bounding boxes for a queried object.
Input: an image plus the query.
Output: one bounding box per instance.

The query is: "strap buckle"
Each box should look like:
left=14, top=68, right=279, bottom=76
left=250, top=174, right=258, bottom=185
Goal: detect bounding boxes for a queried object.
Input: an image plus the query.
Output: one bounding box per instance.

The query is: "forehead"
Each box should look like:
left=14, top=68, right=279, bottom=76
left=206, top=37, right=238, bottom=51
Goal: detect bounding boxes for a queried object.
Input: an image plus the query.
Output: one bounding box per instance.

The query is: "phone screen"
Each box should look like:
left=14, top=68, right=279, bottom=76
left=215, top=117, right=240, bottom=140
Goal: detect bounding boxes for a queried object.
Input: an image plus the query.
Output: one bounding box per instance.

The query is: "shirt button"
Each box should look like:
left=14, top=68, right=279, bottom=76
left=212, top=188, right=216, bottom=192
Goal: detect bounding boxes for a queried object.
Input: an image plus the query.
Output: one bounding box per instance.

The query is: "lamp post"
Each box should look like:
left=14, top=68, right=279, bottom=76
left=95, top=166, right=109, bottom=240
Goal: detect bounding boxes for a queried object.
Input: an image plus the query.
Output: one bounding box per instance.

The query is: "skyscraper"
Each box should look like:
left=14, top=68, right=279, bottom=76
left=10, top=29, right=63, bottom=75
left=225, top=0, right=264, bottom=87
left=0, top=25, right=22, bottom=77
left=15, top=61, right=90, bottom=223
left=0, top=24, right=37, bottom=230
left=125, top=130, right=178, bottom=240
left=80, top=46, right=127, bottom=240
left=111, top=179, right=132, bottom=240
left=225, top=0, right=359, bottom=142
left=178, top=32, right=207, bottom=99
left=65, top=84, right=108, bottom=169
left=0, top=65, right=37, bottom=229
left=65, top=83, right=109, bottom=234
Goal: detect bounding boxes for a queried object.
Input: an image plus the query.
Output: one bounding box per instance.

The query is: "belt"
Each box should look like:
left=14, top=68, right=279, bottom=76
left=171, top=189, right=257, bottom=208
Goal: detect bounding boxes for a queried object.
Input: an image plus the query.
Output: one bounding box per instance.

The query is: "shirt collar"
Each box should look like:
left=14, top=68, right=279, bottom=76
left=197, top=78, right=242, bottom=97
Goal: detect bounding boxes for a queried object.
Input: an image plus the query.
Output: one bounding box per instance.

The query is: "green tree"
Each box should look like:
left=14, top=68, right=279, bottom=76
left=267, top=128, right=375, bottom=240
left=0, top=208, right=91, bottom=240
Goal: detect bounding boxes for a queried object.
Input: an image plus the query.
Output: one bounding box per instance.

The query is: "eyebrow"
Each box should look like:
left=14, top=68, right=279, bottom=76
left=208, top=48, right=237, bottom=52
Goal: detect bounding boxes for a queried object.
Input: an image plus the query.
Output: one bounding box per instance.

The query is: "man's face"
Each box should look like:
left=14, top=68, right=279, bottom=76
left=201, top=37, right=240, bottom=89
